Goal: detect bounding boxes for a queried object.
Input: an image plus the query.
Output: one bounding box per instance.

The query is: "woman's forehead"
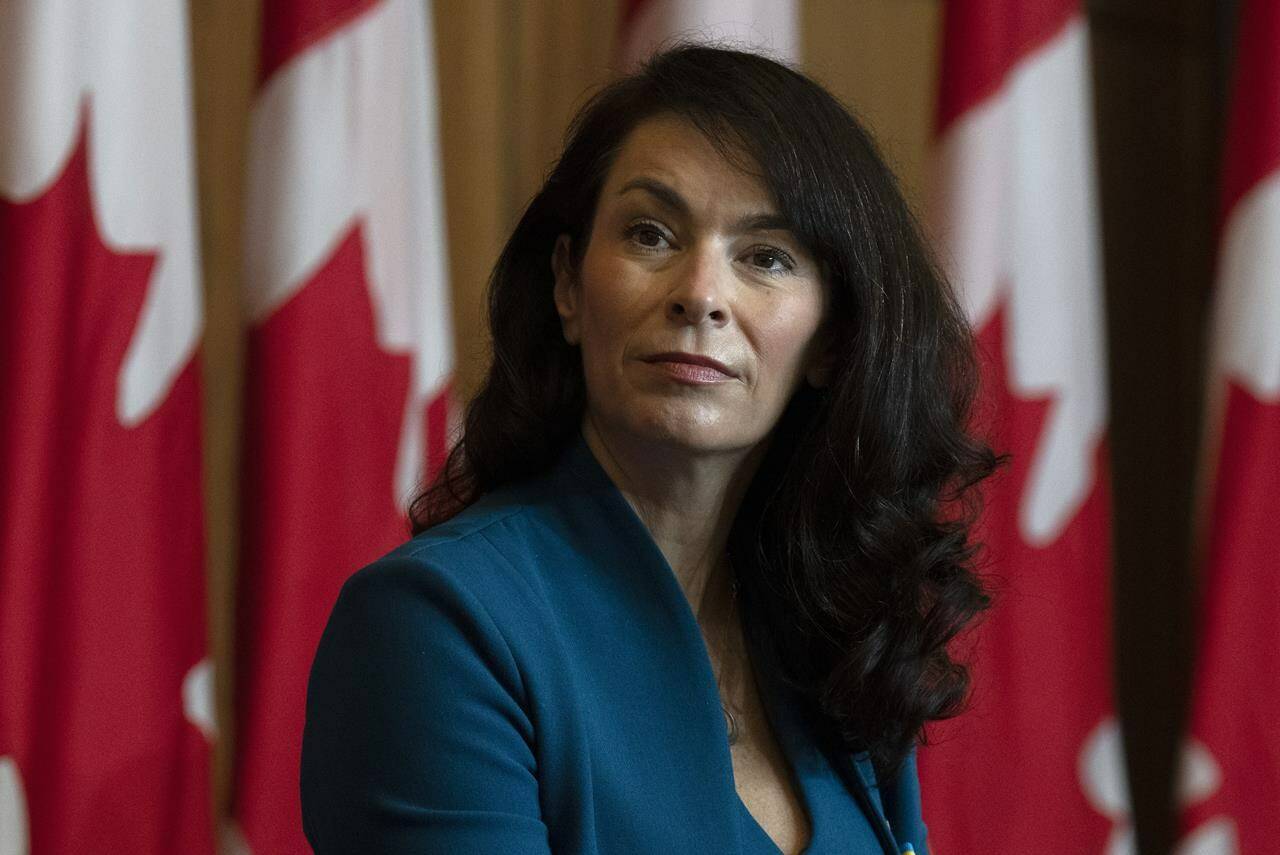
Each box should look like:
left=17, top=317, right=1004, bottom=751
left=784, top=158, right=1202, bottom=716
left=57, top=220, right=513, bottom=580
left=603, top=116, right=776, bottom=215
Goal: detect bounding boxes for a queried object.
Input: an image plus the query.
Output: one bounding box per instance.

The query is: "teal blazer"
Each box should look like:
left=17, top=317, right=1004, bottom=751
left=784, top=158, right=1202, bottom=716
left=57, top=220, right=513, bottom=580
left=301, top=433, right=929, bottom=854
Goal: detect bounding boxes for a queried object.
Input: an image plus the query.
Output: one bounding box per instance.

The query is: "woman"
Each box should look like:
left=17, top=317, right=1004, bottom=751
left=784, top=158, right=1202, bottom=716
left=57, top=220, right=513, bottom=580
left=301, top=45, right=998, bottom=855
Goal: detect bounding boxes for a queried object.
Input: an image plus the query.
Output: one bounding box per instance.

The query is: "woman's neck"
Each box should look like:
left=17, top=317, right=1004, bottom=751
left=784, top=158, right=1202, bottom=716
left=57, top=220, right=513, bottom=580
left=581, top=414, right=763, bottom=622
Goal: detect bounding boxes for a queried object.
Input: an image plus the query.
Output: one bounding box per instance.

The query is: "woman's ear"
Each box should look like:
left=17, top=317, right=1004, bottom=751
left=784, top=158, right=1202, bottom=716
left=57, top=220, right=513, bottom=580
left=552, top=234, right=580, bottom=345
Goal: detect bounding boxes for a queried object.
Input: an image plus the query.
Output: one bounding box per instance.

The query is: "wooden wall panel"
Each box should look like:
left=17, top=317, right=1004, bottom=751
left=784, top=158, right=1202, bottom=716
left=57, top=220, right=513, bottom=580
left=1090, top=1, right=1225, bottom=851
left=189, top=0, right=259, bottom=821
left=434, top=0, right=507, bottom=403
left=803, top=0, right=940, bottom=209
left=507, top=0, right=621, bottom=219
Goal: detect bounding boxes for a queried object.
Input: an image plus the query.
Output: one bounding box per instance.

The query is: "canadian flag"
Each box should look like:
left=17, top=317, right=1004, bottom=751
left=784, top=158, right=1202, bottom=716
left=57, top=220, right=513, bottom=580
left=0, top=3, right=213, bottom=854
left=1176, top=1, right=1280, bottom=851
left=618, top=0, right=798, bottom=69
left=917, top=1, right=1126, bottom=851
left=229, top=0, right=455, bottom=852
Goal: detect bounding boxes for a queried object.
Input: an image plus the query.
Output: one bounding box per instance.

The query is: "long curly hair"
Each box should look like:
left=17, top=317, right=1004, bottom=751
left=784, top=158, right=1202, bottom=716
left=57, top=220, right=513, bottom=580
left=410, top=45, right=1001, bottom=776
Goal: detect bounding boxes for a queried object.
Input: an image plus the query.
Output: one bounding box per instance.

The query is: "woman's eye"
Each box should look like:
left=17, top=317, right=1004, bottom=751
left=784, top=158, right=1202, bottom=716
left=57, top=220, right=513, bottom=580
left=626, top=222, right=670, bottom=250
left=747, top=247, right=796, bottom=274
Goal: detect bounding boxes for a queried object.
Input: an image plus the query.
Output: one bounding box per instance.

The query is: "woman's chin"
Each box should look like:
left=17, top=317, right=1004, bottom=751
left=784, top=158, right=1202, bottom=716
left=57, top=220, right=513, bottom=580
left=619, top=412, right=759, bottom=457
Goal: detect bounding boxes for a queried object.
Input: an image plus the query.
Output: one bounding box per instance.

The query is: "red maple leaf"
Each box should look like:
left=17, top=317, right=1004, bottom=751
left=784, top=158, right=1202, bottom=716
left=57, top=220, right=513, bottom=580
left=233, top=220, right=454, bottom=853
left=919, top=301, right=1114, bottom=851
left=0, top=107, right=212, bottom=853
left=1182, top=380, right=1280, bottom=849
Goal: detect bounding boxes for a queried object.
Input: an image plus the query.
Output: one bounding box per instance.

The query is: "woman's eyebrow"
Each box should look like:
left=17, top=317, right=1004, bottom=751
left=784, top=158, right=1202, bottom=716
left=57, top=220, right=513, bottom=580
left=617, top=176, right=794, bottom=234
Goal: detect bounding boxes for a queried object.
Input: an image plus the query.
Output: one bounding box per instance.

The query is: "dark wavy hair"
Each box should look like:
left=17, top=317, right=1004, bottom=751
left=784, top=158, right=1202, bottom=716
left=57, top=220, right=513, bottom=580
left=410, top=45, right=1000, bottom=776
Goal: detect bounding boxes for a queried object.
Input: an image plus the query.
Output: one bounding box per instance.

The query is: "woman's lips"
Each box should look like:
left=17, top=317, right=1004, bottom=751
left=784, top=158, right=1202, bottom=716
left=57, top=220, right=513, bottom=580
left=642, top=352, right=737, bottom=384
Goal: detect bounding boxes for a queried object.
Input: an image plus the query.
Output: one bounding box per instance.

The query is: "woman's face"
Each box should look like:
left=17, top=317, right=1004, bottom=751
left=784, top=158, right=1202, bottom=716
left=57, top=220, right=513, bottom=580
left=552, top=114, right=829, bottom=457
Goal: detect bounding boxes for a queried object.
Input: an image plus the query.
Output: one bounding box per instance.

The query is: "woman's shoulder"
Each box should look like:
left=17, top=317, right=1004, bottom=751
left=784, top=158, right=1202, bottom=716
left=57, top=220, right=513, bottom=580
left=309, top=480, right=579, bottom=750
left=302, top=492, right=552, bottom=851
left=389, top=489, right=532, bottom=570
left=338, top=479, right=564, bottom=630
left=315, top=491, right=551, bottom=691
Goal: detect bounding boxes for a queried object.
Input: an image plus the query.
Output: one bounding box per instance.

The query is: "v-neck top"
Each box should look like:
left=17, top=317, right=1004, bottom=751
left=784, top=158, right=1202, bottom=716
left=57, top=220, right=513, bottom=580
left=301, top=432, right=930, bottom=854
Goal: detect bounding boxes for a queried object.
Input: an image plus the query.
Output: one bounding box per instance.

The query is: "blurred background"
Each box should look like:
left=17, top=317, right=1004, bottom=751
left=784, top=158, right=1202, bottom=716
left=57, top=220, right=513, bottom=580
left=4, top=0, right=1272, bottom=853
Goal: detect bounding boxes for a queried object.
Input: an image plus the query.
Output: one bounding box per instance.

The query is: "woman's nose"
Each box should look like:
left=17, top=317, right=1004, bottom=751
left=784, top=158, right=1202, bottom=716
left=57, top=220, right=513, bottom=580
left=665, top=251, right=729, bottom=326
